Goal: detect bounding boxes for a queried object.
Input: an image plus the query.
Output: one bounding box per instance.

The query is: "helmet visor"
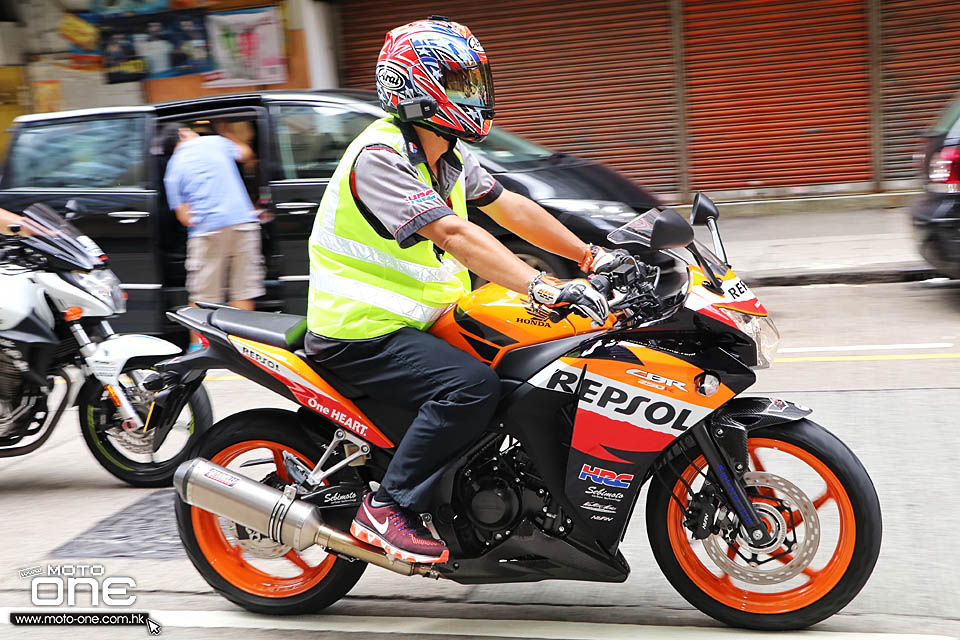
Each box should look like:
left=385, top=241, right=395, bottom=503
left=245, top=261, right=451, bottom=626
left=442, top=61, right=495, bottom=108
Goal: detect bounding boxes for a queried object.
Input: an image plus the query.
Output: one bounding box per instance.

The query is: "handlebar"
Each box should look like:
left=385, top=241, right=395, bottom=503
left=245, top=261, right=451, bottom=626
left=589, top=273, right=613, bottom=297
left=546, top=259, right=661, bottom=327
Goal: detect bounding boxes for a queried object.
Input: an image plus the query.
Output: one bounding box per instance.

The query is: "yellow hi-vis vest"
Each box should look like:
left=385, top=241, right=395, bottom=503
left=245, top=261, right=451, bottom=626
left=307, top=118, right=471, bottom=339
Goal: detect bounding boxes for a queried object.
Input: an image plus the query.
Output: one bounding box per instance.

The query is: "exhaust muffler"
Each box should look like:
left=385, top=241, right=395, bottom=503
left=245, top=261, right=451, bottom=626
left=174, top=458, right=434, bottom=577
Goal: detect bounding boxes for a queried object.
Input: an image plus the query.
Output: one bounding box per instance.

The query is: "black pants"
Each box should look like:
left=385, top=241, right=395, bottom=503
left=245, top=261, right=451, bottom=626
left=305, top=328, right=501, bottom=512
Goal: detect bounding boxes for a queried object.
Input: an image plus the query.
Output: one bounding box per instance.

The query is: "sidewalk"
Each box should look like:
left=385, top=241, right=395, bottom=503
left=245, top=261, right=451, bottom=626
left=692, top=206, right=936, bottom=287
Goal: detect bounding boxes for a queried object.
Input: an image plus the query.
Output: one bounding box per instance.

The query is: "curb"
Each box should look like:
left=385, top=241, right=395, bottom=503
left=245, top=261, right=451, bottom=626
left=743, top=263, right=938, bottom=287
left=668, top=191, right=921, bottom=217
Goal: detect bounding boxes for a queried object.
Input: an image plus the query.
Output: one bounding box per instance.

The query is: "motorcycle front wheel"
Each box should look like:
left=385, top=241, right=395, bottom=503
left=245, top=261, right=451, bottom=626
left=78, top=367, right=213, bottom=487
left=646, top=419, right=881, bottom=630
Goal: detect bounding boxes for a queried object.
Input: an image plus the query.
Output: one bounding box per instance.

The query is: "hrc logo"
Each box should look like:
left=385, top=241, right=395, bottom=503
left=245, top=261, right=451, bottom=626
left=579, top=464, right=634, bottom=488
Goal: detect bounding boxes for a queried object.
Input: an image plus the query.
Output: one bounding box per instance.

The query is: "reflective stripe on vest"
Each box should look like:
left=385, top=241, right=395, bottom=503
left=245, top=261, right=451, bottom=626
left=307, top=118, right=471, bottom=339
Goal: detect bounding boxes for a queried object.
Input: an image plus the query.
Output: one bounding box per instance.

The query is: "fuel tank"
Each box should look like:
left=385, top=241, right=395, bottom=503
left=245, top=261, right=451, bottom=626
left=429, top=283, right=604, bottom=367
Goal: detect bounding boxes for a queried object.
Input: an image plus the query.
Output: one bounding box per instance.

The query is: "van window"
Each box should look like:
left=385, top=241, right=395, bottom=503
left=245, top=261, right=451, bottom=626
left=6, top=117, right=146, bottom=189
left=272, top=104, right=376, bottom=180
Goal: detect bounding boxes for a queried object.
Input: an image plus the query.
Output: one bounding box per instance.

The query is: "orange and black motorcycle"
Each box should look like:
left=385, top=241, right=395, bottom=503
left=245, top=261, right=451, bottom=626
left=149, top=194, right=881, bottom=630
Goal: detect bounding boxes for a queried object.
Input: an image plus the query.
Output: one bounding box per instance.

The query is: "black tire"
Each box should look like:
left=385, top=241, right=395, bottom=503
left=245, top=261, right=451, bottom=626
left=79, top=369, right=213, bottom=488
left=175, top=409, right=367, bottom=615
left=646, top=419, right=881, bottom=630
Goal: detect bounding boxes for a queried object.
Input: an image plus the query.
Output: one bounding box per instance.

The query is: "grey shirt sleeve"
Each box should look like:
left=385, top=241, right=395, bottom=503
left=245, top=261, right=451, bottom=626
left=352, top=147, right=456, bottom=248
left=459, top=144, right=503, bottom=205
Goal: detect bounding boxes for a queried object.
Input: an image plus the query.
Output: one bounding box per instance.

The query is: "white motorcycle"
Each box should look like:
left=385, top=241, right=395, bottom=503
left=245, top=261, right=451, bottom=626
left=0, top=202, right=212, bottom=486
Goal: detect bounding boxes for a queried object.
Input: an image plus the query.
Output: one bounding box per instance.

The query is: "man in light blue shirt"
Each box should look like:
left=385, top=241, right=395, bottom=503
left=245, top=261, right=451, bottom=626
left=161, top=122, right=265, bottom=346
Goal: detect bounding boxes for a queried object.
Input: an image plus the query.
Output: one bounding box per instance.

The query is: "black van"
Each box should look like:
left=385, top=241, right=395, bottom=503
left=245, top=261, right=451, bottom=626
left=912, top=94, right=960, bottom=279
left=0, top=90, right=660, bottom=335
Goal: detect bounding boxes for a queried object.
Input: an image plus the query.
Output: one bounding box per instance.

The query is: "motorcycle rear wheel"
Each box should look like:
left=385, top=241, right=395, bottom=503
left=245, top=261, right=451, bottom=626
left=646, top=419, right=881, bottom=630
left=175, top=409, right=367, bottom=615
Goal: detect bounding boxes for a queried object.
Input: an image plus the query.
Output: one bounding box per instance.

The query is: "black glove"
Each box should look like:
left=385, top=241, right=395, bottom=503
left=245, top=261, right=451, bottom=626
left=529, top=273, right=610, bottom=326
left=579, top=244, right=632, bottom=275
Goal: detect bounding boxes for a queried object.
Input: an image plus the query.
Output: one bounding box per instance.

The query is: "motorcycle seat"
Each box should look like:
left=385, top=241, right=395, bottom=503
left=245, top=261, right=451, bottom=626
left=293, top=349, right=365, bottom=399
left=209, top=308, right=308, bottom=351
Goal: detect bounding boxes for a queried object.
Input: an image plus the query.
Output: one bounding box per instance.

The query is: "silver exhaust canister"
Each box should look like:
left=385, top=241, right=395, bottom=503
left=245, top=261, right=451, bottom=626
left=173, top=457, right=435, bottom=577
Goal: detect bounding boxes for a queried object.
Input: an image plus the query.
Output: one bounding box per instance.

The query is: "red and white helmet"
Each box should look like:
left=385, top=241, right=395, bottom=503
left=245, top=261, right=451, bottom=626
left=376, top=17, right=495, bottom=142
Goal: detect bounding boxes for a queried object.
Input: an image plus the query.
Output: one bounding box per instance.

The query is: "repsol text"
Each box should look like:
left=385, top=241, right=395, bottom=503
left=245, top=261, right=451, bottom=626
left=547, top=369, right=694, bottom=431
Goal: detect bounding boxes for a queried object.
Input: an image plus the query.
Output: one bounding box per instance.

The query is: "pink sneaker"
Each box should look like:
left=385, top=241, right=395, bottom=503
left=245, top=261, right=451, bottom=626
left=350, top=494, right=449, bottom=564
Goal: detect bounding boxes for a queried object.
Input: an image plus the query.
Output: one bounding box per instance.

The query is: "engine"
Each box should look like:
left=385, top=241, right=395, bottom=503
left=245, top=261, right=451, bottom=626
left=0, top=346, right=44, bottom=440
left=455, top=436, right=568, bottom=550
left=0, top=349, right=23, bottom=402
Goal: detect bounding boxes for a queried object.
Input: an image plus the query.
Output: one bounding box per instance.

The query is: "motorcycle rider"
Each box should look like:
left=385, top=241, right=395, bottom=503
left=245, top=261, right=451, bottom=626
left=305, top=17, right=625, bottom=563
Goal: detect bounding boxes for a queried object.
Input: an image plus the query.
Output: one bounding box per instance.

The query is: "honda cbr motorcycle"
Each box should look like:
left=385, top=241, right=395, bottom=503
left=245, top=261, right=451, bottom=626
left=156, top=194, right=881, bottom=630
left=0, top=203, right=212, bottom=486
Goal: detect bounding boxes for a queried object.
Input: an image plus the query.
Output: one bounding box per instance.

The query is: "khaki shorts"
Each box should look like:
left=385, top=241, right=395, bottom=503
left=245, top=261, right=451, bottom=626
left=186, top=222, right=266, bottom=303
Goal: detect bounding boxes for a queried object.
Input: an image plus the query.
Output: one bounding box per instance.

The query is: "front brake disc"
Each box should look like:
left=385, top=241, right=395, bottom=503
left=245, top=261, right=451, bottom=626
left=703, top=471, right=821, bottom=585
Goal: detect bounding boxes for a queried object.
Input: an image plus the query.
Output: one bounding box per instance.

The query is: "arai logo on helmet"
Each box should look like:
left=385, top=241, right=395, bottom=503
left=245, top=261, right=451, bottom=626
left=376, top=64, right=406, bottom=91
left=466, top=35, right=484, bottom=52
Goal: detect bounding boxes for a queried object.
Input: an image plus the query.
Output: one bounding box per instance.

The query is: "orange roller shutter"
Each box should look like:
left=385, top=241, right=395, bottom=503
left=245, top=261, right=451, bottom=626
left=683, top=0, right=872, bottom=192
left=882, top=0, right=960, bottom=183
left=336, top=0, right=680, bottom=199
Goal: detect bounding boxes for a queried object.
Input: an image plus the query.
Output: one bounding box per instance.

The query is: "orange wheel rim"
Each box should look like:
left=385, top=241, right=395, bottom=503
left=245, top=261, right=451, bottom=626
left=667, top=438, right=857, bottom=614
left=191, top=440, right=336, bottom=598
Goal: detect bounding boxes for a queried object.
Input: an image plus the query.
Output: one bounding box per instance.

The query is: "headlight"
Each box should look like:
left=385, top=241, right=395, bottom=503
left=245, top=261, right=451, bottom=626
left=541, top=199, right=638, bottom=220
left=724, top=310, right=780, bottom=369
left=69, top=269, right=126, bottom=314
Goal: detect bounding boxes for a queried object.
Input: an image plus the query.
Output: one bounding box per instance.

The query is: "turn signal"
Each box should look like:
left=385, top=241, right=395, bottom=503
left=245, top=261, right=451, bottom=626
left=104, top=384, right=122, bottom=407
left=696, top=373, right=721, bottom=396
left=64, top=306, right=83, bottom=321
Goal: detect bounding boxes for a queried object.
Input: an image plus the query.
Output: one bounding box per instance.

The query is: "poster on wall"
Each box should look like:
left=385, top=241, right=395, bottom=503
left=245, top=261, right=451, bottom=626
left=31, top=79, right=63, bottom=112
left=101, top=10, right=212, bottom=84
left=203, top=7, right=286, bottom=88
left=58, top=13, right=105, bottom=70
left=30, top=55, right=144, bottom=111
left=90, top=0, right=169, bottom=16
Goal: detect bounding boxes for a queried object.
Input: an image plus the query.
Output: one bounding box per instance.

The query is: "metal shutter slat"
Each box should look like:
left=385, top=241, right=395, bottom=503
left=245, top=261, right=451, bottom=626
left=684, top=0, right=871, bottom=192
left=882, top=1, right=960, bottom=182
left=337, top=0, right=678, bottom=199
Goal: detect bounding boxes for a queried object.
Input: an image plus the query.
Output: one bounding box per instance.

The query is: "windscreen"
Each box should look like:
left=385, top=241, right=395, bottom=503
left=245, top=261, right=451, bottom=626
left=471, top=126, right=553, bottom=163
left=607, top=209, right=660, bottom=247
left=21, top=203, right=106, bottom=270
left=607, top=209, right=727, bottom=273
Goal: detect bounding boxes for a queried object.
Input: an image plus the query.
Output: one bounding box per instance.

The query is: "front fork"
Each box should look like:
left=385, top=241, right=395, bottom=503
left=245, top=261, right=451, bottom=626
left=691, top=422, right=775, bottom=549
left=73, top=320, right=144, bottom=430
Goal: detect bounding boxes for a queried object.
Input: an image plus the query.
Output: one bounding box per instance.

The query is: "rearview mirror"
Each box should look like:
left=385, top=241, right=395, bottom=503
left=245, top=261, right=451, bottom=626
left=649, top=208, right=695, bottom=250
left=64, top=199, right=86, bottom=221
left=690, top=192, right=720, bottom=226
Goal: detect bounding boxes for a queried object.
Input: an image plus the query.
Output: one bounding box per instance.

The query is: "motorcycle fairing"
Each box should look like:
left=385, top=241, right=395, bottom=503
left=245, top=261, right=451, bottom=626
left=685, top=266, right=768, bottom=326
left=430, top=284, right=607, bottom=367
left=528, top=341, right=738, bottom=549
left=432, top=384, right=631, bottom=585
left=228, top=336, right=394, bottom=449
